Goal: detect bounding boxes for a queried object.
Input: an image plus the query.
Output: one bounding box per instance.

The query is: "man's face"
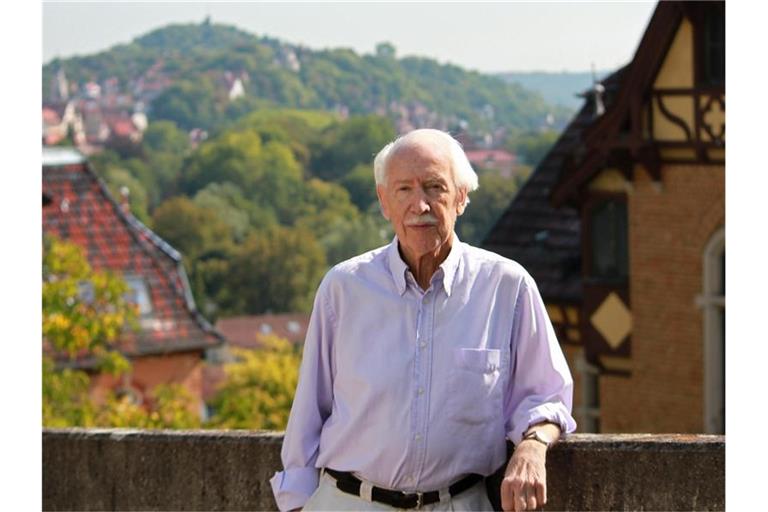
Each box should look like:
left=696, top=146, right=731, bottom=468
left=376, top=140, right=467, bottom=260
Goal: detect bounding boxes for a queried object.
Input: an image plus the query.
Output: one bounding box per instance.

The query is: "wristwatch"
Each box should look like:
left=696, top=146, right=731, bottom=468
left=522, top=429, right=554, bottom=448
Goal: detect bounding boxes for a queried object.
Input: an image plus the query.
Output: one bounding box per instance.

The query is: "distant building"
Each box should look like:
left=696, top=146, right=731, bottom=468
left=42, top=147, right=225, bottom=416
left=216, top=313, right=310, bottom=348
left=203, top=313, right=310, bottom=403
left=484, top=0, right=724, bottom=434
left=465, top=148, right=518, bottom=178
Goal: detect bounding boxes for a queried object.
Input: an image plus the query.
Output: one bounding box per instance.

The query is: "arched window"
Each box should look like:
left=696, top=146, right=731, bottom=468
left=698, top=227, right=724, bottom=433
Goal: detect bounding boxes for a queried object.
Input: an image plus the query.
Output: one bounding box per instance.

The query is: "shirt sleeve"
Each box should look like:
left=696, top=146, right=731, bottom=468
left=270, top=276, right=336, bottom=511
left=504, top=272, right=577, bottom=446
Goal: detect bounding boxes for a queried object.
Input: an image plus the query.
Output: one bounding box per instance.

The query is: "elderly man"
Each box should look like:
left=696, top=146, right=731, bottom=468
left=270, top=129, right=575, bottom=512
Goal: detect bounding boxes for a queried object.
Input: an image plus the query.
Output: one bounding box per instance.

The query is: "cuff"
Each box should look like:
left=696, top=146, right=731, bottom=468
left=270, top=467, right=320, bottom=512
left=507, top=402, right=577, bottom=446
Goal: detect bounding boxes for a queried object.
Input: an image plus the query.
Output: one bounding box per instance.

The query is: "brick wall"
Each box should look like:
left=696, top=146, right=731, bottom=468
left=598, top=163, right=725, bottom=432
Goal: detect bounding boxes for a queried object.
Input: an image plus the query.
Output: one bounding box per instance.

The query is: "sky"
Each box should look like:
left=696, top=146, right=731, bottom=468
left=43, top=1, right=657, bottom=74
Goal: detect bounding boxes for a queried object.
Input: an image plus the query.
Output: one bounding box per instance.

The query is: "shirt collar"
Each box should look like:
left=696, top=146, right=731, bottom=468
left=387, top=234, right=463, bottom=297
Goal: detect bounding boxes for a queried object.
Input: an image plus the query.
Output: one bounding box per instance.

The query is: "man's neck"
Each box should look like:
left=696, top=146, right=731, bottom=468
left=399, top=235, right=454, bottom=290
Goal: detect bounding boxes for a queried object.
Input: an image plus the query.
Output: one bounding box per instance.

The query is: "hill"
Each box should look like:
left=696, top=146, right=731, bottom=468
left=43, top=21, right=574, bottom=140
left=496, top=70, right=614, bottom=110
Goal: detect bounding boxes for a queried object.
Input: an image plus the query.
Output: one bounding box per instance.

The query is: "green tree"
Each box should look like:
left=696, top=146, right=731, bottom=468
left=225, top=225, right=327, bottom=314
left=42, top=236, right=134, bottom=426
left=151, top=196, right=233, bottom=261
left=455, top=173, right=525, bottom=246
left=338, top=163, right=379, bottom=212
left=43, top=236, right=201, bottom=428
left=507, top=130, right=559, bottom=167
left=310, top=115, right=395, bottom=182
left=207, top=338, right=301, bottom=430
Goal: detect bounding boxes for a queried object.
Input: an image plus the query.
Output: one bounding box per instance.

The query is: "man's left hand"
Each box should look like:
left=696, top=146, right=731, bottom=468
left=500, top=440, right=547, bottom=512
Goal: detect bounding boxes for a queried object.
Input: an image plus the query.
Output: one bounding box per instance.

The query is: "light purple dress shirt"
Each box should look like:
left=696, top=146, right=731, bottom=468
left=270, top=236, right=576, bottom=511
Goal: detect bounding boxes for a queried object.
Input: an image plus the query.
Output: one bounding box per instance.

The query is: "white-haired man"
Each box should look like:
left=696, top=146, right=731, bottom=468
left=270, top=129, right=575, bottom=512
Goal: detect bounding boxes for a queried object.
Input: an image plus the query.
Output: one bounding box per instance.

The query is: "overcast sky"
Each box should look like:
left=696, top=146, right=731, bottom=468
left=43, top=1, right=656, bottom=73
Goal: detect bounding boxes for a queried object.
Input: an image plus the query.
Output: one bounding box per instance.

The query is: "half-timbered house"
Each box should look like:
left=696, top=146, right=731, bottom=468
left=484, top=0, right=725, bottom=434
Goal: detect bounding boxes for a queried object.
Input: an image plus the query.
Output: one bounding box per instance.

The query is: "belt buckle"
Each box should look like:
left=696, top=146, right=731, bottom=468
left=415, top=491, right=424, bottom=509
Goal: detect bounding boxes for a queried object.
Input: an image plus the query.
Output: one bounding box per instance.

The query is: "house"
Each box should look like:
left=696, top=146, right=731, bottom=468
left=464, top=148, right=518, bottom=178
left=216, top=313, right=310, bottom=348
left=42, top=147, right=225, bottom=415
left=203, top=313, right=310, bottom=403
left=484, top=0, right=724, bottom=434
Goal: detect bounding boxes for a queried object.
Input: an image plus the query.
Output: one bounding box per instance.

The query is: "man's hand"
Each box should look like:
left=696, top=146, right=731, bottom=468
left=500, top=440, right=548, bottom=511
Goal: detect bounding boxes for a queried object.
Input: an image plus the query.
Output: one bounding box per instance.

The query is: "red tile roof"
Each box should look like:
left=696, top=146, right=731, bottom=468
left=43, top=149, right=224, bottom=365
left=215, top=313, right=310, bottom=348
left=465, top=149, right=516, bottom=164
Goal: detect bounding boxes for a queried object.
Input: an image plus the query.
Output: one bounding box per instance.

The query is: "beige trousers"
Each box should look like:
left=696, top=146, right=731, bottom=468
left=303, top=472, right=495, bottom=511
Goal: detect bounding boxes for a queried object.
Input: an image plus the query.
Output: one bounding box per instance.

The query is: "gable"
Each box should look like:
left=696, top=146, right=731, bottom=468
left=42, top=152, right=224, bottom=364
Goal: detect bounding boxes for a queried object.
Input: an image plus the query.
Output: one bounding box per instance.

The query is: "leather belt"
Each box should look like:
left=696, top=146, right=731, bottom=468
left=323, top=468, right=483, bottom=509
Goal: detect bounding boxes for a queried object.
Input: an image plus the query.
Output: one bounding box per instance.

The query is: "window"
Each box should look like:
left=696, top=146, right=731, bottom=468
left=698, top=228, right=724, bottom=434
left=124, top=275, right=153, bottom=316
left=701, top=4, right=725, bottom=86
left=589, top=199, right=628, bottom=280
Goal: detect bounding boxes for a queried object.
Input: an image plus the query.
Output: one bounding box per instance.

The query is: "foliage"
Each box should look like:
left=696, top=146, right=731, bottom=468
left=506, top=130, right=560, bottom=167
left=42, top=236, right=200, bottom=429
left=456, top=172, right=530, bottom=246
left=43, top=236, right=136, bottom=362
left=44, top=22, right=571, bottom=136
left=309, top=115, right=396, bottom=182
left=151, top=196, right=233, bottom=261
left=225, top=225, right=327, bottom=314
left=207, top=338, right=301, bottom=430
left=95, top=384, right=201, bottom=429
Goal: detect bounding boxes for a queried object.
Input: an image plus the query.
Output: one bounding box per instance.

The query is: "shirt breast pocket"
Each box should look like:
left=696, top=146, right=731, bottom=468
left=449, top=348, right=503, bottom=425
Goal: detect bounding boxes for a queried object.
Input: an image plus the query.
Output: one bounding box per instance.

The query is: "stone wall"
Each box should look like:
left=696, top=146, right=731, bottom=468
left=43, top=429, right=724, bottom=511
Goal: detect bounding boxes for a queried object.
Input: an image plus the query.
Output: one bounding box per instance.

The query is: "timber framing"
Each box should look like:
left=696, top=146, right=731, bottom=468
left=551, top=1, right=725, bottom=208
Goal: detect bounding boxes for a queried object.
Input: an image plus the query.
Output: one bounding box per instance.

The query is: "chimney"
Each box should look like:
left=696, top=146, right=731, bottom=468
left=119, top=186, right=130, bottom=213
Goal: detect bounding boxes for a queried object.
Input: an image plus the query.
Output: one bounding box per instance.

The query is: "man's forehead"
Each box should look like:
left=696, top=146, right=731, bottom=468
left=387, top=139, right=451, bottom=178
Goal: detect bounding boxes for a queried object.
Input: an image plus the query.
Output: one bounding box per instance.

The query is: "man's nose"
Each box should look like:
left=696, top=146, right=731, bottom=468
left=411, top=190, right=430, bottom=213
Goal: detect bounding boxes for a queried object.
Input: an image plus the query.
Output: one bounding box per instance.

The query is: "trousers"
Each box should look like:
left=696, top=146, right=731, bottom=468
left=303, top=472, right=495, bottom=511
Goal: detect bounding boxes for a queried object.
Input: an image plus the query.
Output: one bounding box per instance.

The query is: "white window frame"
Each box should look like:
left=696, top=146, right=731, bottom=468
left=696, top=227, right=725, bottom=434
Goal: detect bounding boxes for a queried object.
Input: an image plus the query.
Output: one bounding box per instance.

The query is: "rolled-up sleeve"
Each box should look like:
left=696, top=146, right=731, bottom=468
left=504, top=273, right=577, bottom=446
left=270, top=276, right=336, bottom=511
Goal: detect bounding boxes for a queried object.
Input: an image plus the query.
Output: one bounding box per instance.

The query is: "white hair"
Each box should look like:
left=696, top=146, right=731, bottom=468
left=373, top=129, right=479, bottom=207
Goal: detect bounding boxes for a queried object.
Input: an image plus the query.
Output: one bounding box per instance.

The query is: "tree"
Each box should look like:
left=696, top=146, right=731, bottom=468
left=151, top=196, right=233, bottom=261
left=455, top=173, right=525, bottom=246
left=339, top=163, right=379, bottom=212
left=43, top=236, right=134, bottom=426
left=207, top=337, right=301, bottom=430
left=225, top=225, right=327, bottom=314
left=43, top=236, right=201, bottom=428
left=310, top=115, right=395, bottom=182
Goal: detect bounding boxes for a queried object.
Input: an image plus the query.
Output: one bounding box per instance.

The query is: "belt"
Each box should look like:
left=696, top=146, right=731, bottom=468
left=323, top=468, right=483, bottom=509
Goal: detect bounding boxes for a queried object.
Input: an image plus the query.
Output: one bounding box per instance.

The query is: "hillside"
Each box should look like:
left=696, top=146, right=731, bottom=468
left=43, top=21, right=573, bottom=140
left=496, top=70, right=614, bottom=110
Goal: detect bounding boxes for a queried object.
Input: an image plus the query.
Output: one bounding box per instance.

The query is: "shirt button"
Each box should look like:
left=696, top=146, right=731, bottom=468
left=419, top=342, right=426, bottom=349
left=415, top=433, right=422, bottom=441
left=417, top=387, right=424, bottom=395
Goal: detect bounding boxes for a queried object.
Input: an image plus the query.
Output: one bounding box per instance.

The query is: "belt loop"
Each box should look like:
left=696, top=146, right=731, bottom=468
left=438, top=486, right=451, bottom=502
left=416, top=492, right=424, bottom=509
left=359, top=480, right=373, bottom=502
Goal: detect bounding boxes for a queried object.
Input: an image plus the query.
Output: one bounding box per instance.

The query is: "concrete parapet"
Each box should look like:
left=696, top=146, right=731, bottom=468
left=43, top=429, right=724, bottom=511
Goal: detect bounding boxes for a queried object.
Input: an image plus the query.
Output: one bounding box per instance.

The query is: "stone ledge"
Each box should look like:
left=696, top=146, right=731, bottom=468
left=43, top=429, right=724, bottom=511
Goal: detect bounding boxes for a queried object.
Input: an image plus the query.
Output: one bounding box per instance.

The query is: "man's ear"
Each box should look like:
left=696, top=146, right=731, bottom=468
left=376, top=184, right=391, bottom=220
left=456, top=188, right=468, bottom=216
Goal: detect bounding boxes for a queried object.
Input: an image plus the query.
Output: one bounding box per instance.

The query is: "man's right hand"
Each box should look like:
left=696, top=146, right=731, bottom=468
left=500, top=440, right=547, bottom=511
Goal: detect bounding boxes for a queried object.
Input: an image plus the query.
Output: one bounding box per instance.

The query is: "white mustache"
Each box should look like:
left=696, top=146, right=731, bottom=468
left=405, top=214, right=438, bottom=226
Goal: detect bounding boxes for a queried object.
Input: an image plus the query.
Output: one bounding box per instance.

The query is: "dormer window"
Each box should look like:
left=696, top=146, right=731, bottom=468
left=124, top=275, right=153, bottom=316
